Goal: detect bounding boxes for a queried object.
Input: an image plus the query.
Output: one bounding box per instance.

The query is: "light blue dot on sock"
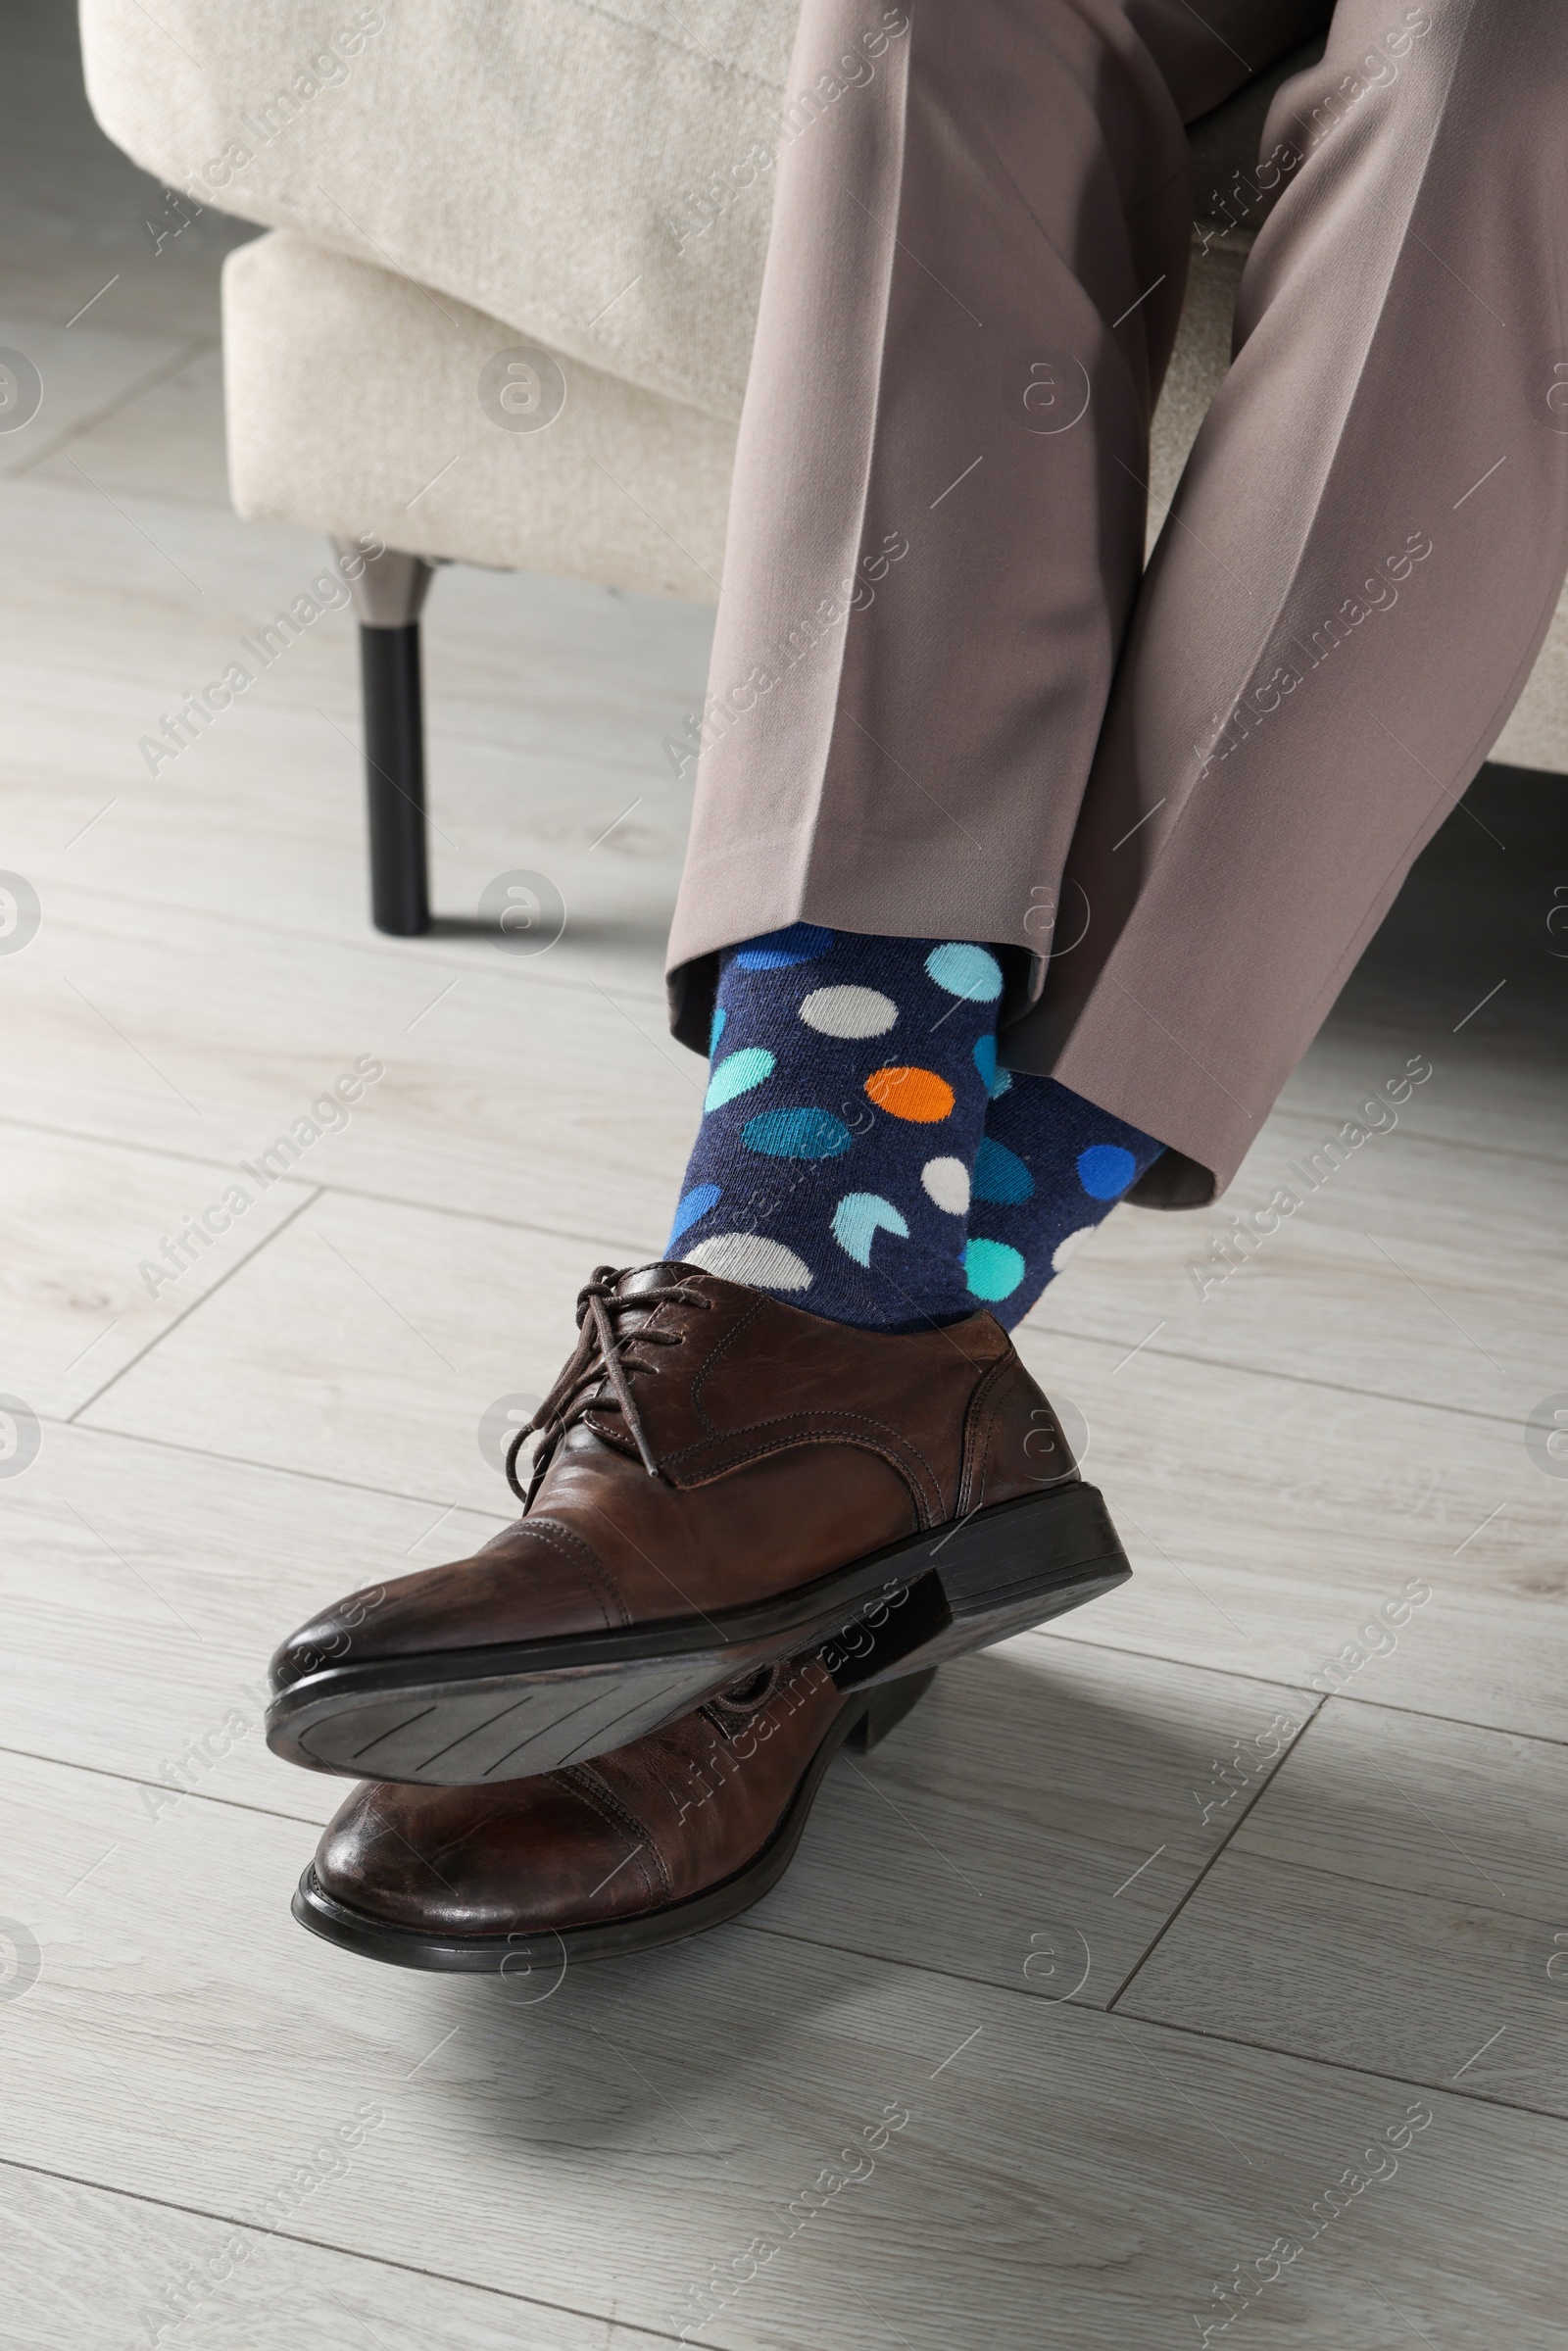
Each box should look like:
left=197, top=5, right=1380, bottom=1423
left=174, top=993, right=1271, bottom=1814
left=668, top=1184, right=720, bottom=1247
left=743, top=1107, right=854, bottom=1158
left=1077, top=1142, right=1139, bottom=1200
left=704, top=1046, right=775, bottom=1111
left=734, top=923, right=835, bottom=970
left=972, top=1034, right=1012, bottom=1099
left=831, top=1192, right=909, bottom=1266
left=709, top=1004, right=727, bottom=1053
left=972, top=1136, right=1035, bottom=1205
left=926, top=942, right=1004, bottom=1001
left=963, top=1238, right=1026, bottom=1301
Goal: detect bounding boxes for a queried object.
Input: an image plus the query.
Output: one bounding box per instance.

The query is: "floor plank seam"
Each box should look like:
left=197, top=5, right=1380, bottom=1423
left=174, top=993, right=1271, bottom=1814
left=731, top=1916, right=1140, bottom=2009
left=0, top=1108, right=319, bottom=1182
left=0, top=1108, right=661, bottom=1257
left=66, top=1184, right=326, bottom=1422
left=1167, top=1833, right=1568, bottom=1927
left=24, top=900, right=674, bottom=1011
left=292, top=1181, right=662, bottom=1254
left=17, top=1412, right=517, bottom=1517
left=1317, top=1690, right=1568, bottom=1749
left=0, top=1739, right=323, bottom=1830
left=1102, top=1697, right=1331, bottom=2011
left=1036, top=1632, right=1568, bottom=1749
left=0, top=2151, right=688, bottom=2345
left=1019, top=1329, right=1541, bottom=1432
left=1260, top=1112, right=1568, bottom=1172
left=6, top=333, right=219, bottom=481
left=1108, top=2003, right=1568, bottom=2128
left=1037, top=1628, right=1323, bottom=1698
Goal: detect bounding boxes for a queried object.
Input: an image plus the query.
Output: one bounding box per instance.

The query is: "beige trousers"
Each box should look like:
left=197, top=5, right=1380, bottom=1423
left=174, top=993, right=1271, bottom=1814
left=665, top=0, right=1568, bottom=1201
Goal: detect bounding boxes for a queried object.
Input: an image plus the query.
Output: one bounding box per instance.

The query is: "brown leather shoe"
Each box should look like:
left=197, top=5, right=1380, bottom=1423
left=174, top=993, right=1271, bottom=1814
left=292, top=1660, right=935, bottom=1971
left=267, top=1262, right=1127, bottom=1787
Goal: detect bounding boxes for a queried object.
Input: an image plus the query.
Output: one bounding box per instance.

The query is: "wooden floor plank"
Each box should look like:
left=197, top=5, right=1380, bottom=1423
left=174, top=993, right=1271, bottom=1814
left=28, top=341, right=231, bottom=510
left=0, top=314, right=194, bottom=481
left=0, top=2156, right=665, bottom=2351
left=1027, top=1104, right=1566, bottom=1426
left=753, top=1635, right=1315, bottom=2005
left=0, top=1122, right=313, bottom=1419
left=1013, top=1332, right=1568, bottom=1740
left=1118, top=1700, right=1568, bottom=2119
left=76, top=1190, right=634, bottom=1505
left=0, top=1422, right=508, bottom=1825
left=1204, top=1700, right=1568, bottom=1912
left=2, top=1744, right=1565, bottom=2350
left=0, top=884, right=695, bottom=1249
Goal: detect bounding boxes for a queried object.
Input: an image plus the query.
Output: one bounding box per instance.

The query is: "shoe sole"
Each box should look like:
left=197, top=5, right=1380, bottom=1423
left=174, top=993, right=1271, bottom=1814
left=267, top=1479, right=1128, bottom=1788
left=290, top=1669, right=936, bottom=1973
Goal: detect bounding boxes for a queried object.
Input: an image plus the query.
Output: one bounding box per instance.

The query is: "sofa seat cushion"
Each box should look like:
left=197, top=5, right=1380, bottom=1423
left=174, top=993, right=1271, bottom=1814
left=222, top=230, right=735, bottom=595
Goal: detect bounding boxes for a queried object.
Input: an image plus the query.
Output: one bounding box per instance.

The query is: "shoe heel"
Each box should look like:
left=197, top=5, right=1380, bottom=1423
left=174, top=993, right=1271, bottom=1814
left=848, top=1667, right=937, bottom=1751
left=931, top=1480, right=1130, bottom=1644
left=820, top=1482, right=1129, bottom=1699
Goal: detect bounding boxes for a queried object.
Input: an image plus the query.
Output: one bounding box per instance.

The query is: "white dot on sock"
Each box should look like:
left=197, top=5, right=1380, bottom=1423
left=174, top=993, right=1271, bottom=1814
left=1051, top=1224, right=1096, bottom=1273
left=684, top=1233, right=813, bottom=1290
left=920, top=1155, right=970, bottom=1214
left=798, top=984, right=899, bottom=1038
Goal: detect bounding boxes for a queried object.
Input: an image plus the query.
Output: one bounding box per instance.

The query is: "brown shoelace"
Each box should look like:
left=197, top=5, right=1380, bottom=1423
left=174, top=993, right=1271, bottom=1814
left=505, top=1265, right=710, bottom=1505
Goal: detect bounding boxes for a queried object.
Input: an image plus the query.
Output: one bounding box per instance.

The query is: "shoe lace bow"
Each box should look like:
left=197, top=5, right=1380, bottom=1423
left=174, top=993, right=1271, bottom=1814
left=504, top=1265, right=710, bottom=1505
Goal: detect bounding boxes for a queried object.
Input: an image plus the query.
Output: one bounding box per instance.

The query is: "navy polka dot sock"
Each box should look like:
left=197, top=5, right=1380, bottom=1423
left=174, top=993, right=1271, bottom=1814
left=668, top=924, right=1003, bottom=1331
left=961, top=1065, right=1164, bottom=1331
left=668, top=924, right=1163, bottom=1333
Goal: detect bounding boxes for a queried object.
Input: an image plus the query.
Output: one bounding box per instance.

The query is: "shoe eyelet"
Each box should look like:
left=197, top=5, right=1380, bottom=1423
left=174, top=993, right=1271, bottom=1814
left=714, top=1664, right=776, bottom=1712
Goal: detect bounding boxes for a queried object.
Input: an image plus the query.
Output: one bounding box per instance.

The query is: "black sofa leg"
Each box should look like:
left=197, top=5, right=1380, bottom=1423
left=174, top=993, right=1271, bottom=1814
left=333, top=540, right=435, bottom=937
left=360, top=621, right=428, bottom=935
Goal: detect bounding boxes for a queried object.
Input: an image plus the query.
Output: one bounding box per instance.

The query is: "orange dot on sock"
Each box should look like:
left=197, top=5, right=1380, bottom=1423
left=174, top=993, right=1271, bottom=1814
left=864, top=1065, right=956, bottom=1123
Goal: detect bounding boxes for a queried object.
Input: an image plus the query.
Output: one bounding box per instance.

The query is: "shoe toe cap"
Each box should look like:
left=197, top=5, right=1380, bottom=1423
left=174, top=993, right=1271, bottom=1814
left=309, top=1778, right=662, bottom=1939
left=270, top=1534, right=621, bottom=1697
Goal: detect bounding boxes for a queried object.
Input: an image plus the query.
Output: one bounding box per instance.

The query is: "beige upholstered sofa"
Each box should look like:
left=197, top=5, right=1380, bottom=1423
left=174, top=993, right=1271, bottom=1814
left=80, top=3, right=1568, bottom=933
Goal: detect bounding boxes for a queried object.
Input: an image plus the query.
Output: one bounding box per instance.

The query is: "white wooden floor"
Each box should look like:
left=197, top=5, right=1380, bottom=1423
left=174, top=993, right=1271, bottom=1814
left=3, top=14, right=1567, bottom=2347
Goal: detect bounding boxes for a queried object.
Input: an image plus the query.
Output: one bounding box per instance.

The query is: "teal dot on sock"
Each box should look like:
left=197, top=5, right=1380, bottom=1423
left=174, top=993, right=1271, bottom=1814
left=705, top=1046, right=774, bottom=1112
left=831, top=1192, right=909, bottom=1267
left=972, top=1034, right=1012, bottom=1099
left=743, top=1107, right=854, bottom=1158
left=963, top=1238, right=1026, bottom=1300
left=1077, top=1143, right=1138, bottom=1200
left=972, top=1136, right=1035, bottom=1205
left=709, top=1004, right=727, bottom=1053
left=926, top=942, right=1004, bottom=1001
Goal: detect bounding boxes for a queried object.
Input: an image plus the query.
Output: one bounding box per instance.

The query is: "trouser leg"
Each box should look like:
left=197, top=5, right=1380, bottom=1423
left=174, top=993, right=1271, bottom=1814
left=1012, top=0, right=1568, bottom=1194
left=666, top=0, right=1321, bottom=1029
